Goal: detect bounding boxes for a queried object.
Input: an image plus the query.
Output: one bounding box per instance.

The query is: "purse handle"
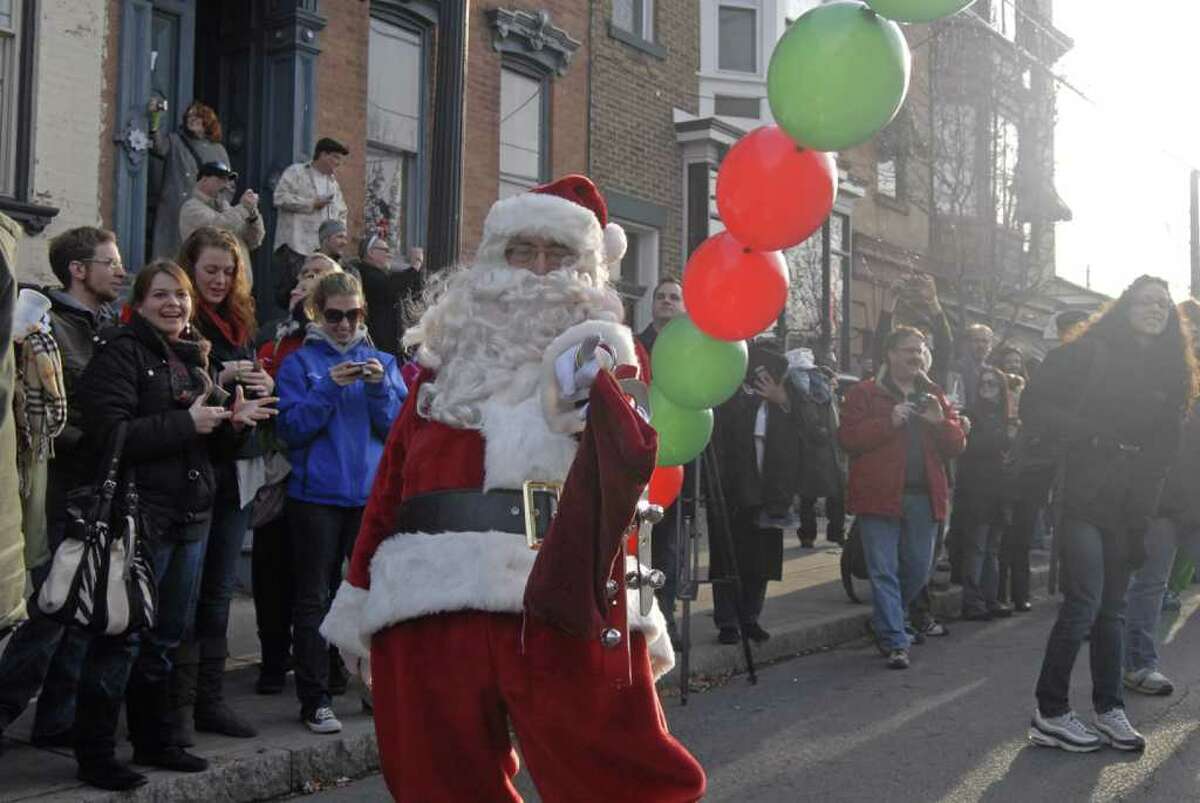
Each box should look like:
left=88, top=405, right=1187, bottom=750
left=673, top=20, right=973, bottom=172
left=95, top=421, right=130, bottom=505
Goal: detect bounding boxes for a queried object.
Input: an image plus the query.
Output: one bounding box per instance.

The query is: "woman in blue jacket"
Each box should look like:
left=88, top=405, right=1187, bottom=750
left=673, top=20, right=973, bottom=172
left=276, top=271, right=404, bottom=733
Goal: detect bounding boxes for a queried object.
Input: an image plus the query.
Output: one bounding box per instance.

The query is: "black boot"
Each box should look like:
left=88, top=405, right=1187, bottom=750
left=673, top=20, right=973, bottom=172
left=77, top=756, right=148, bottom=790
left=195, top=637, right=257, bottom=738
left=167, top=641, right=200, bottom=748
left=129, top=674, right=209, bottom=773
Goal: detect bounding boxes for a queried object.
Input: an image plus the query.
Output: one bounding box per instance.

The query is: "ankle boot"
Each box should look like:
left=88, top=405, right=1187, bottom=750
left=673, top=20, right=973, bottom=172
left=195, top=637, right=257, bottom=738
left=168, top=641, right=200, bottom=748
left=77, top=756, right=148, bottom=790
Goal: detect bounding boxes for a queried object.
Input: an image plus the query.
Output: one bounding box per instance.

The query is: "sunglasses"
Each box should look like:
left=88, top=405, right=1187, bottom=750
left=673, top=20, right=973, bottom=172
left=322, top=308, right=364, bottom=326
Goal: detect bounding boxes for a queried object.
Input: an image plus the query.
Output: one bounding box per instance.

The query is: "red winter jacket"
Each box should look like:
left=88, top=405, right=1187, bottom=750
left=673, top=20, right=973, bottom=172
left=838, top=377, right=966, bottom=522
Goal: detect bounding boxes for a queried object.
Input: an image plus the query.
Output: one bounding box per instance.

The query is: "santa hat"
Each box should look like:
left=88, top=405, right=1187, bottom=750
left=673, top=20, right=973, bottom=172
left=476, top=175, right=628, bottom=282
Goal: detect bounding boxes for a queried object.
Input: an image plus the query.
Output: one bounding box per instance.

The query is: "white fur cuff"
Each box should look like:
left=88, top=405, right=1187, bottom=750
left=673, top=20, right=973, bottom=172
left=320, top=582, right=372, bottom=661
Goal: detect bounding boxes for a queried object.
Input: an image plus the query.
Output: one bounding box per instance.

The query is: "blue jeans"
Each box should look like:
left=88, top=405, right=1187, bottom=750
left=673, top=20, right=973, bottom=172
left=1124, top=517, right=1200, bottom=672
left=859, top=494, right=938, bottom=651
left=0, top=518, right=90, bottom=739
left=194, top=498, right=253, bottom=641
left=1035, top=518, right=1130, bottom=717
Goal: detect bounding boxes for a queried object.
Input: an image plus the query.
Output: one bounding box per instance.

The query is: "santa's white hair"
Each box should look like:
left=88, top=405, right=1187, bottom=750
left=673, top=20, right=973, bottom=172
left=403, top=260, right=624, bottom=429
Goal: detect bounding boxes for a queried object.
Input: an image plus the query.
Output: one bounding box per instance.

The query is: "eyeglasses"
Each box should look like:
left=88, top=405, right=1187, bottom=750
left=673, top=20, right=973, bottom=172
left=979, top=380, right=1002, bottom=389
left=322, top=308, right=364, bottom=326
left=505, top=243, right=578, bottom=269
left=81, top=258, right=124, bottom=271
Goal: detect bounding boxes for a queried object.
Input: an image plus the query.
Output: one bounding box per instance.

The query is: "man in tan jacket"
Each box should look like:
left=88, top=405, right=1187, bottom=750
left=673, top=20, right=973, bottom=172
left=0, top=211, right=25, bottom=637
left=178, top=161, right=264, bottom=276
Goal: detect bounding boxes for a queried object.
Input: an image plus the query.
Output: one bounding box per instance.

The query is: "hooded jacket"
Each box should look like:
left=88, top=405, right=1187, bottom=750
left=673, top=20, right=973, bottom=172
left=275, top=325, right=405, bottom=507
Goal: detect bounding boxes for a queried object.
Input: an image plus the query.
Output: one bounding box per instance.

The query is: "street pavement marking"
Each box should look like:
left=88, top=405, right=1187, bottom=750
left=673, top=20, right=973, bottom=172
left=720, top=678, right=986, bottom=781
left=1090, top=719, right=1200, bottom=802
left=1162, top=592, right=1200, bottom=647
left=934, top=737, right=1027, bottom=803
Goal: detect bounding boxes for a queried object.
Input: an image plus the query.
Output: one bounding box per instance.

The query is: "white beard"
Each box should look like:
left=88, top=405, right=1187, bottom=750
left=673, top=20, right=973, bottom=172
left=403, top=262, right=625, bottom=429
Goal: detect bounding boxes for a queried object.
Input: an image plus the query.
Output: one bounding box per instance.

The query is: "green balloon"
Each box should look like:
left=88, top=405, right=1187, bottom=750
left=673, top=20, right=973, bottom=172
left=649, top=385, right=714, bottom=467
left=866, top=0, right=976, bottom=23
left=651, top=317, right=748, bottom=410
left=767, top=1, right=911, bottom=151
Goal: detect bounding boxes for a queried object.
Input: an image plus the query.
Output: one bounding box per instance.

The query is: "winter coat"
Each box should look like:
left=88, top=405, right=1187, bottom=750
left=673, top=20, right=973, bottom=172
left=839, top=375, right=966, bottom=522
left=348, top=257, right=423, bottom=357
left=150, top=128, right=229, bottom=259
left=276, top=326, right=405, bottom=507
left=1021, top=336, right=1183, bottom=541
left=178, top=188, right=265, bottom=271
left=953, top=403, right=1013, bottom=527
left=80, top=314, right=241, bottom=540
left=0, top=212, right=25, bottom=631
left=1158, top=402, right=1200, bottom=529
left=786, top=366, right=845, bottom=499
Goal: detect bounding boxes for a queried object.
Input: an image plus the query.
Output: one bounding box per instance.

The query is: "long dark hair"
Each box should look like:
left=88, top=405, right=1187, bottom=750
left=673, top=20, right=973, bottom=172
left=971, top=366, right=1010, bottom=416
left=1067, top=275, right=1198, bottom=406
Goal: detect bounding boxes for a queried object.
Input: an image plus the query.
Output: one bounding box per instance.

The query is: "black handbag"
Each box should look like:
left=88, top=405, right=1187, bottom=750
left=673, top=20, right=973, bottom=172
left=36, top=422, right=157, bottom=636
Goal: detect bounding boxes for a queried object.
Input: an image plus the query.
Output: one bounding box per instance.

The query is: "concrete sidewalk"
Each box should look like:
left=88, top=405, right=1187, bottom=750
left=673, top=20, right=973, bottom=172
left=0, top=539, right=1051, bottom=802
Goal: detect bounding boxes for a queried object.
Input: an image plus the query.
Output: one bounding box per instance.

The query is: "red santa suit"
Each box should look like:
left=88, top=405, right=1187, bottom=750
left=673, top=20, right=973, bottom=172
left=320, top=176, right=705, bottom=802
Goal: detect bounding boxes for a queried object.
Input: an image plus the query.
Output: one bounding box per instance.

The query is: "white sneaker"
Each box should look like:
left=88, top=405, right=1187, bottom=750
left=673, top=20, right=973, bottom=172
left=303, top=706, right=342, bottom=734
left=1029, top=708, right=1102, bottom=752
left=1094, top=708, right=1146, bottom=752
left=1123, top=667, right=1175, bottom=696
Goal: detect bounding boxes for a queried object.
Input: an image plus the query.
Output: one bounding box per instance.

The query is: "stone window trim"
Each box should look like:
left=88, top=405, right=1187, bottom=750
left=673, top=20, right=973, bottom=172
left=0, top=0, right=57, bottom=235
left=486, top=8, right=580, bottom=77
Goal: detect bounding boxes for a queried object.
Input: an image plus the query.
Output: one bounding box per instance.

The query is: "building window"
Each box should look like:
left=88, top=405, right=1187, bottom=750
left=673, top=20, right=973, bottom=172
left=876, top=159, right=898, bottom=199
left=612, top=220, right=659, bottom=330
left=989, top=0, right=1015, bottom=41
left=0, top=0, right=25, bottom=198
left=718, top=3, right=757, bottom=73
left=366, top=16, right=427, bottom=251
left=612, top=0, right=653, bottom=42
left=499, top=64, right=548, bottom=199
left=993, top=111, right=1019, bottom=228
left=714, top=94, right=761, bottom=120
left=933, top=103, right=978, bottom=217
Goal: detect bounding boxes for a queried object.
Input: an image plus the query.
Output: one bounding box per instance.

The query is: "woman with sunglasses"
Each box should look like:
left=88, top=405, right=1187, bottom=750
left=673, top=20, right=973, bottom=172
left=275, top=271, right=404, bottom=734
left=956, top=366, right=1016, bottom=621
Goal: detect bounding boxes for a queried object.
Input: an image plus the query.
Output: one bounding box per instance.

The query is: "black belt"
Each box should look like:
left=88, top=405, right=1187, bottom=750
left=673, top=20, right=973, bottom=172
left=395, top=488, right=560, bottom=544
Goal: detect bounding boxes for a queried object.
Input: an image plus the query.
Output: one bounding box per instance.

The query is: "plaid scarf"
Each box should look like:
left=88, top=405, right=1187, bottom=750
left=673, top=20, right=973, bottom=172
left=14, top=331, right=68, bottom=496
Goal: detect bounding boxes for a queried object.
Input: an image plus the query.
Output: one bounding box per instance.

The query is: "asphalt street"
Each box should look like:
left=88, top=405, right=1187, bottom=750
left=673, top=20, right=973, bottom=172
left=294, top=590, right=1200, bottom=802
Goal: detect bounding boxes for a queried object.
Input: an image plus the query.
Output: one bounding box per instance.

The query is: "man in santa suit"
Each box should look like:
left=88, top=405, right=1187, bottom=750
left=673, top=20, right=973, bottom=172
left=320, top=175, right=705, bottom=802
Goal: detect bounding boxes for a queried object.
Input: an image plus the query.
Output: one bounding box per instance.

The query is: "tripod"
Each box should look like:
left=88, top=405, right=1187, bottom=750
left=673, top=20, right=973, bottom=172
left=673, top=442, right=758, bottom=706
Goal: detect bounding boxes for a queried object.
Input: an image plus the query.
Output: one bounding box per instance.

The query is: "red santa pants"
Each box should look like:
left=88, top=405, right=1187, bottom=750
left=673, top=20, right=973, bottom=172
left=369, top=611, right=705, bottom=802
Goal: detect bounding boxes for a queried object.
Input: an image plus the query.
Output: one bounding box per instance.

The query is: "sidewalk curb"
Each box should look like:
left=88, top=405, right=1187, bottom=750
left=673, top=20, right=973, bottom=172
left=660, top=561, right=1053, bottom=683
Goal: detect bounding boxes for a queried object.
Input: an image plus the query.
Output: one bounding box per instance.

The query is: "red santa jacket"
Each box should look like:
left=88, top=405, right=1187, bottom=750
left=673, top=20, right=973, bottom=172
left=321, top=319, right=676, bottom=677
left=839, top=376, right=966, bottom=522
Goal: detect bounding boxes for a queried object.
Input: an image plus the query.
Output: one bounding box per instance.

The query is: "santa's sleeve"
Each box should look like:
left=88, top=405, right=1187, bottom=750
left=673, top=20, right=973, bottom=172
left=321, top=382, right=418, bottom=659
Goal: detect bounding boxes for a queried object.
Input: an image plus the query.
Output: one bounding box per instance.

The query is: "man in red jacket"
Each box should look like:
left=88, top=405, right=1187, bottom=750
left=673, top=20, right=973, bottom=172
left=319, top=175, right=704, bottom=802
left=839, top=326, right=966, bottom=670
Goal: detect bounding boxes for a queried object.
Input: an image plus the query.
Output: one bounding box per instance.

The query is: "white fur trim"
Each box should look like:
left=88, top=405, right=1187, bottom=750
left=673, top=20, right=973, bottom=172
left=480, top=396, right=578, bottom=490
left=603, top=222, right=628, bottom=265
left=540, top=321, right=639, bottom=434
left=478, top=194, right=607, bottom=283
left=320, top=582, right=372, bottom=661
left=362, top=531, right=674, bottom=676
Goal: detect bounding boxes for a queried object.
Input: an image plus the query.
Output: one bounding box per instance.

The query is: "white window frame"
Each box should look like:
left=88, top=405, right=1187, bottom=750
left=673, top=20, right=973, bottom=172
left=498, top=63, right=549, bottom=198
left=716, top=0, right=760, bottom=76
left=0, top=0, right=22, bottom=198
left=614, top=219, right=661, bottom=331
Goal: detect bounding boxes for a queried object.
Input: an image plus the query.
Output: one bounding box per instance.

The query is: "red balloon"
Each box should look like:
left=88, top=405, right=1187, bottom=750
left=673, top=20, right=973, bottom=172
left=683, top=232, right=789, bottom=341
left=648, top=465, right=684, bottom=508
left=716, top=125, right=837, bottom=251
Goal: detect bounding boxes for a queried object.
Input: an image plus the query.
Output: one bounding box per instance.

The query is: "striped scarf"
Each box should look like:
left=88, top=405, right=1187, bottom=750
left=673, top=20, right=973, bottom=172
left=14, top=331, right=68, bottom=495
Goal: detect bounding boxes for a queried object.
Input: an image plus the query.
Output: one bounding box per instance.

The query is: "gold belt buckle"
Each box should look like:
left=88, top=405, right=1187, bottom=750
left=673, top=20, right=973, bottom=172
left=522, top=480, right=563, bottom=550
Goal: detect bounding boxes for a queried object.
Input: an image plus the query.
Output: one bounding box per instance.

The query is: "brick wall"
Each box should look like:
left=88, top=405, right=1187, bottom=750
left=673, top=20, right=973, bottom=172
left=461, top=2, right=591, bottom=260
left=315, top=3, right=369, bottom=240
left=588, top=0, right=700, bottom=280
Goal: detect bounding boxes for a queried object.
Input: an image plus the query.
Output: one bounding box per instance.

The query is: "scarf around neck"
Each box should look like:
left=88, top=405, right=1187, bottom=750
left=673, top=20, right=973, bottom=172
left=197, top=299, right=250, bottom=348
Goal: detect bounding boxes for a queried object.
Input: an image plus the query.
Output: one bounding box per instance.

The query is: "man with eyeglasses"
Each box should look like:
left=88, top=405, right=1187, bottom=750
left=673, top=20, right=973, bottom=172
left=320, top=175, right=705, bottom=800
left=0, top=227, right=124, bottom=752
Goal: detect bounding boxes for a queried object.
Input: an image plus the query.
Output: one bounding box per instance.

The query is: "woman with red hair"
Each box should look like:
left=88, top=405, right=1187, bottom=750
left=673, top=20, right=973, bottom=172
left=149, top=100, right=229, bottom=260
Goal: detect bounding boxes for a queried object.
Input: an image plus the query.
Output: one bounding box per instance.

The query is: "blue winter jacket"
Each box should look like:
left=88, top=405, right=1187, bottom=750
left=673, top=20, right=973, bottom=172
left=276, top=327, right=406, bottom=507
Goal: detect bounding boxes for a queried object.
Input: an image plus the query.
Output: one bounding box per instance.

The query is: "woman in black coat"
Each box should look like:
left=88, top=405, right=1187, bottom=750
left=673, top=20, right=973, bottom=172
left=956, top=366, right=1015, bottom=620
left=1025, top=276, right=1195, bottom=754
left=72, top=261, right=273, bottom=790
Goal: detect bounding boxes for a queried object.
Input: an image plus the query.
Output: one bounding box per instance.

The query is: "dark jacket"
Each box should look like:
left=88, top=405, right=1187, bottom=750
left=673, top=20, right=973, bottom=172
left=954, top=402, right=1012, bottom=526
left=786, top=365, right=845, bottom=499
left=1021, top=336, right=1183, bottom=539
left=1158, top=402, right=1200, bottom=529
left=80, top=314, right=239, bottom=539
left=347, top=257, right=423, bottom=357
left=44, top=290, right=112, bottom=498
left=839, top=374, right=966, bottom=522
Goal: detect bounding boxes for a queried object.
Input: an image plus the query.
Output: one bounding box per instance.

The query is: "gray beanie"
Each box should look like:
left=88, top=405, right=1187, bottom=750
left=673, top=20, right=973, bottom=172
left=318, top=219, right=347, bottom=244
